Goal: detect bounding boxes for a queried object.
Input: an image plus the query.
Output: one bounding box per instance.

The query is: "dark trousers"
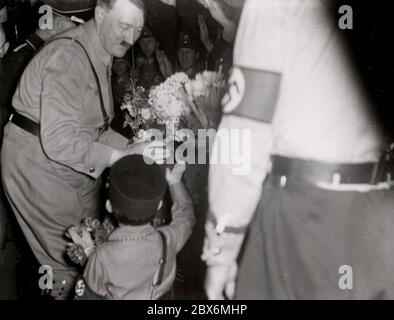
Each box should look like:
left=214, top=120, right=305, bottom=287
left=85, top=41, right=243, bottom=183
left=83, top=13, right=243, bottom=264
left=236, top=175, right=394, bottom=299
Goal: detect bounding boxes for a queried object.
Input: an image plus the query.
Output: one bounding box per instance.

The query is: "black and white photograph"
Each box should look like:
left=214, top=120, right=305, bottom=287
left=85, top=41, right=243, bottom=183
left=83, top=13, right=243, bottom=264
left=0, top=0, right=394, bottom=309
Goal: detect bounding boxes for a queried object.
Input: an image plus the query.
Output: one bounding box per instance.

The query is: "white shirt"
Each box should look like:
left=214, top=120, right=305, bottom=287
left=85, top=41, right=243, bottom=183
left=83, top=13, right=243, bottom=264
left=235, top=0, right=382, bottom=163
left=209, top=0, right=384, bottom=228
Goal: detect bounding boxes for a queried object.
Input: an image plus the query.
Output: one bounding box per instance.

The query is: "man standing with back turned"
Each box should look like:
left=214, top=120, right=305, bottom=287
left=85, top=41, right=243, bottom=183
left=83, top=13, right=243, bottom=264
left=203, top=0, right=394, bottom=299
left=2, top=0, right=168, bottom=299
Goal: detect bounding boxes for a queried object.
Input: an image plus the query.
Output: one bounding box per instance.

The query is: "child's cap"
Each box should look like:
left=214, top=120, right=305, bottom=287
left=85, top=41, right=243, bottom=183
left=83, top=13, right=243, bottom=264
left=109, top=155, right=167, bottom=225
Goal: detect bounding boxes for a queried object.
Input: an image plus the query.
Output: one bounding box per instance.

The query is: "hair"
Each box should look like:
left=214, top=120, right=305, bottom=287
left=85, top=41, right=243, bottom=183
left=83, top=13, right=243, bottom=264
left=111, top=205, right=156, bottom=227
left=97, top=0, right=145, bottom=13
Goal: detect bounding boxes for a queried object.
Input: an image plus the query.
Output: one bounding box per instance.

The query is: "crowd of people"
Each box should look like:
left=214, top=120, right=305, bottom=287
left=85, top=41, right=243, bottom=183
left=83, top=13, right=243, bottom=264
left=1, top=0, right=394, bottom=302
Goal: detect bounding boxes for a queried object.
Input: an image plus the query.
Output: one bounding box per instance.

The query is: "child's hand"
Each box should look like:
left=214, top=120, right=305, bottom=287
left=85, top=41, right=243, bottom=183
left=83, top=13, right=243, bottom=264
left=165, top=162, right=186, bottom=185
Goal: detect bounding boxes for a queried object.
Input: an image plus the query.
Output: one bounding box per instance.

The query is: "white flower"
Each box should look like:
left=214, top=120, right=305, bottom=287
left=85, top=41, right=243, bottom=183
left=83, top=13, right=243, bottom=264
left=133, top=129, right=153, bottom=143
left=148, top=72, right=191, bottom=125
left=186, top=71, right=222, bottom=99
left=141, top=108, right=151, bottom=120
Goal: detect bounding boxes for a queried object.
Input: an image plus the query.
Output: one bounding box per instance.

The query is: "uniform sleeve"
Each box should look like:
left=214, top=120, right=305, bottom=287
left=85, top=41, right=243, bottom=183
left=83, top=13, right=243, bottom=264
left=161, top=182, right=195, bottom=253
left=203, top=0, right=283, bottom=265
left=207, top=0, right=286, bottom=230
left=83, top=250, right=108, bottom=298
left=208, top=115, right=272, bottom=229
left=98, top=127, right=129, bottom=150
left=40, top=45, right=117, bottom=179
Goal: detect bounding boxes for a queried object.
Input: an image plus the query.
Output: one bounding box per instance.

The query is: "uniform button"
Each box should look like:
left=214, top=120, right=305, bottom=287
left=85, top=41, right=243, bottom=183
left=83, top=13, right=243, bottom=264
left=89, top=167, right=96, bottom=174
left=95, top=90, right=99, bottom=95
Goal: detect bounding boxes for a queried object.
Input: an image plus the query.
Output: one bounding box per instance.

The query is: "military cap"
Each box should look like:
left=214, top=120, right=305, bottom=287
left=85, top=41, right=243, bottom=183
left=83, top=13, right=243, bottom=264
left=42, top=0, right=96, bottom=24
left=109, top=155, right=167, bottom=225
left=177, top=33, right=194, bottom=49
left=140, top=24, right=155, bottom=40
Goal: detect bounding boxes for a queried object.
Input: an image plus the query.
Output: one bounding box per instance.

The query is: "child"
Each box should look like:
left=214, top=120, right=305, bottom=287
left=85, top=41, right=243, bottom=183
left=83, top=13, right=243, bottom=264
left=75, top=155, right=195, bottom=300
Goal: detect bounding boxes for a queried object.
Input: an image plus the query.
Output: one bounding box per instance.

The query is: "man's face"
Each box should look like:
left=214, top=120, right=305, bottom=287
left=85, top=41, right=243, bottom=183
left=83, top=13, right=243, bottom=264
left=96, top=0, right=145, bottom=58
left=139, top=37, right=157, bottom=58
left=177, top=48, right=196, bottom=70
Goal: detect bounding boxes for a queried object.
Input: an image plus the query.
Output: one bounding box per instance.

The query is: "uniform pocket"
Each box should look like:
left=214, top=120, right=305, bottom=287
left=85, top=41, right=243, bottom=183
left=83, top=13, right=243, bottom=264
left=82, top=80, right=104, bottom=126
left=47, top=158, right=90, bottom=190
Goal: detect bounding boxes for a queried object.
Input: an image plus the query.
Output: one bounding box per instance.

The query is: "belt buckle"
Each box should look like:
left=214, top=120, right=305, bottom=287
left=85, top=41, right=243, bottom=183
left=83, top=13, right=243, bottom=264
left=331, top=172, right=341, bottom=185
left=280, top=175, right=287, bottom=187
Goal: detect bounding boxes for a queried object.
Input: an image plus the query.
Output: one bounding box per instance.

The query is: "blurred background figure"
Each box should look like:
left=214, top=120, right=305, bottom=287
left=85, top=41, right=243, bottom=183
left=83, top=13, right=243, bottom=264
left=176, top=33, right=201, bottom=78
left=4, top=0, right=37, bottom=46
left=134, top=24, right=172, bottom=90
left=143, top=0, right=177, bottom=65
left=0, top=0, right=91, bottom=135
left=198, top=13, right=232, bottom=73
left=197, top=0, right=238, bottom=44
left=0, top=0, right=9, bottom=59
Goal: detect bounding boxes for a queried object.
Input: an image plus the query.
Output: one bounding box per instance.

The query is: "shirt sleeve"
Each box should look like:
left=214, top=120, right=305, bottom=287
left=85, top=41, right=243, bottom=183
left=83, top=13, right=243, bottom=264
left=83, top=250, right=108, bottom=298
left=39, top=45, right=115, bottom=179
left=234, top=0, right=287, bottom=72
left=160, top=182, right=195, bottom=253
left=209, top=115, right=272, bottom=228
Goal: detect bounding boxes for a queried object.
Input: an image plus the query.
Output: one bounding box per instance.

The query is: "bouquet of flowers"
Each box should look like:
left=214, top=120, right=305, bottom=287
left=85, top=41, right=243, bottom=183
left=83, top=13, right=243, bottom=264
left=184, top=69, right=226, bottom=130
left=121, top=79, right=156, bottom=137
left=65, top=216, right=115, bottom=266
left=148, top=72, right=191, bottom=141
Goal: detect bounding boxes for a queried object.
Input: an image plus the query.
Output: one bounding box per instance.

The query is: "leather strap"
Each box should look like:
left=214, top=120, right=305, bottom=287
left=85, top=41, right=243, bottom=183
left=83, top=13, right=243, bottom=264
left=153, top=230, right=167, bottom=287
left=10, top=112, right=40, bottom=137
left=271, top=155, right=394, bottom=185
left=11, top=37, right=110, bottom=137
left=46, top=37, right=110, bottom=134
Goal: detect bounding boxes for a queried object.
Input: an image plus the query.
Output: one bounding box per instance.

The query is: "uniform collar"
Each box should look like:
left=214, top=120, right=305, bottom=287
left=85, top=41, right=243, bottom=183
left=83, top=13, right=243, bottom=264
left=26, top=32, right=45, bottom=52
left=108, top=223, right=155, bottom=242
left=83, top=19, right=112, bottom=67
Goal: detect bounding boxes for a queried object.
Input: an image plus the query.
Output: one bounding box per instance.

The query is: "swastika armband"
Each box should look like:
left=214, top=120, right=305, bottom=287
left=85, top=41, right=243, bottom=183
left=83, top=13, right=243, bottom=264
left=222, top=66, right=281, bottom=124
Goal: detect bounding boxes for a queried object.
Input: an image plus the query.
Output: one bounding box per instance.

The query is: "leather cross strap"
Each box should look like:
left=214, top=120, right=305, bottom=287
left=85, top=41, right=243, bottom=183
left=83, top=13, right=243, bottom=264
left=46, top=36, right=110, bottom=134
left=11, top=37, right=110, bottom=137
left=153, top=230, right=167, bottom=287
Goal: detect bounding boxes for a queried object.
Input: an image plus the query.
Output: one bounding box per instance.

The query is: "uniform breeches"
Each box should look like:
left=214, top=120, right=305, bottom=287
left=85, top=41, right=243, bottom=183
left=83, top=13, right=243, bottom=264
left=236, top=175, right=394, bottom=299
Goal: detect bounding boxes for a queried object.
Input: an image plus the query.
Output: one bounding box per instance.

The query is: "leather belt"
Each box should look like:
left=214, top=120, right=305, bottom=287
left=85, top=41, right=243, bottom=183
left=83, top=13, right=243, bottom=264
left=271, top=155, right=394, bottom=185
left=10, top=112, right=40, bottom=137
